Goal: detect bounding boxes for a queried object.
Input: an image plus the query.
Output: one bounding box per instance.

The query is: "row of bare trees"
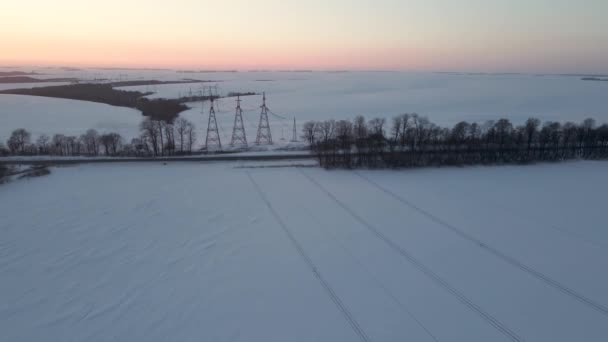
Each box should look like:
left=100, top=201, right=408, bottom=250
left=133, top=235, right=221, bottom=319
left=1, top=118, right=197, bottom=157
left=303, top=114, right=608, bottom=168
left=138, top=117, right=196, bottom=156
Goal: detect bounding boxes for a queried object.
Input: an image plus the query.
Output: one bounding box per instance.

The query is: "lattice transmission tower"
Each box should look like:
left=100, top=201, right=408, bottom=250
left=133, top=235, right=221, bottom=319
left=291, top=117, right=298, bottom=142
left=205, top=92, right=222, bottom=150
left=230, top=96, right=248, bottom=147
left=255, top=92, right=273, bottom=145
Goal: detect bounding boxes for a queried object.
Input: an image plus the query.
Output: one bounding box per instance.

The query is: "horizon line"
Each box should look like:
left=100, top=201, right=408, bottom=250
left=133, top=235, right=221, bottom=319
left=2, top=64, right=607, bottom=77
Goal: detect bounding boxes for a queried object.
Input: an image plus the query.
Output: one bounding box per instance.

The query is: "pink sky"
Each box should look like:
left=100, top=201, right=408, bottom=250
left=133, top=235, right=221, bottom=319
left=1, top=0, right=607, bottom=72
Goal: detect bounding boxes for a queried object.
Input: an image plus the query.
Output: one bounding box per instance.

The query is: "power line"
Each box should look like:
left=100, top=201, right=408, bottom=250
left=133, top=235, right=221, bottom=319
left=268, top=108, right=288, bottom=120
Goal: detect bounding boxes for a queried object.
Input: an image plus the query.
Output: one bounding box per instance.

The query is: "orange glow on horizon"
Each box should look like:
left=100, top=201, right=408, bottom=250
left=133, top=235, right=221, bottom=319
left=1, top=0, right=607, bottom=73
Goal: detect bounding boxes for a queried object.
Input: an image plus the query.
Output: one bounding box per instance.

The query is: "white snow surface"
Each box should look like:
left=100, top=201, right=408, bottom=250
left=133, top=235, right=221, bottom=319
left=1, top=161, right=608, bottom=341
left=0, top=95, right=141, bottom=142
left=2, top=66, right=608, bottom=149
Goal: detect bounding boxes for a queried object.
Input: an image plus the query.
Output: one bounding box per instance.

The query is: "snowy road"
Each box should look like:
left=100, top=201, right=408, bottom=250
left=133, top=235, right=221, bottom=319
left=1, top=161, right=607, bottom=341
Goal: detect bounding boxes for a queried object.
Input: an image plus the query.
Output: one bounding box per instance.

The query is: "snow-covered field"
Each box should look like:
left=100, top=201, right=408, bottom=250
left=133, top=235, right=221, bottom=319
left=1, top=161, right=607, bottom=341
left=0, top=95, right=141, bottom=142
left=126, top=71, right=608, bottom=124
left=2, top=66, right=608, bottom=148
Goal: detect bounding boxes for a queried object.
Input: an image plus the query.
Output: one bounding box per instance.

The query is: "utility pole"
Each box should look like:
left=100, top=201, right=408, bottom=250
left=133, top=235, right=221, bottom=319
left=291, top=117, right=298, bottom=142
left=230, top=96, right=248, bottom=147
left=255, top=92, right=273, bottom=145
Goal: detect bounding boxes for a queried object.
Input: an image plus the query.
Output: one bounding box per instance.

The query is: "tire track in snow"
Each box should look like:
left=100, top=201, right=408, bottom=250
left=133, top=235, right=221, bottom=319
left=300, top=170, right=522, bottom=342
left=303, top=207, right=441, bottom=342
left=354, top=171, right=608, bottom=319
left=246, top=172, right=371, bottom=342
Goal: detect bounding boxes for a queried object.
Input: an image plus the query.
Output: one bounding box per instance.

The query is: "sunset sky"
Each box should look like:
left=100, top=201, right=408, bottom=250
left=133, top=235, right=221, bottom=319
left=1, top=0, right=607, bottom=72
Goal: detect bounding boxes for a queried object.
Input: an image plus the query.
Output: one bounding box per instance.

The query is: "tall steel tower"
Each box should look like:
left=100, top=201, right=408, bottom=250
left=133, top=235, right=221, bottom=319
left=291, top=117, right=298, bottom=142
left=230, top=96, right=248, bottom=147
left=205, top=96, right=222, bottom=150
left=255, top=92, right=273, bottom=145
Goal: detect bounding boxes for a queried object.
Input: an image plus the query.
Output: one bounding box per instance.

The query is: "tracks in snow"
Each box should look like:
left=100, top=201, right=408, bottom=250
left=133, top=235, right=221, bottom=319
left=303, top=200, right=441, bottom=342
left=299, top=170, right=522, bottom=342
left=246, top=172, right=371, bottom=342
left=354, top=171, right=608, bottom=319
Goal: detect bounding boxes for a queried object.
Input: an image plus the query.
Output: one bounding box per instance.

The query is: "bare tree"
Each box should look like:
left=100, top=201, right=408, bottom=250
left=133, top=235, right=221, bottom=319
left=185, top=120, right=196, bottom=153
left=301, top=121, right=317, bottom=145
left=65, top=136, right=79, bottom=155
left=51, top=134, right=66, bottom=155
left=451, top=121, right=470, bottom=145
left=81, top=129, right=100, bottom=156
left=494, top=119, right=514, bottom=148
left=162, top=122, right=175, bottom=155
left=157, top=120, right=165, bottom=155
left=318, top=120, right=336, bottom=143
left=7, top=129, right=31, bottom=154
left=354, top=116, right=368, bottom=140
left=140, top=118, right=160, bottom=156
left=99, top=133, right=122, bottom=156
left=391, top=116, right=402, bottom=142
left=525, top=118, right=540, bottom=150
left=36, top=134, right=50, bottom=154
left=335, top=120, right=354, bottom=145
left=175, top=117, right=190, bottom=153
left=367, top=118, right=386, bottom=137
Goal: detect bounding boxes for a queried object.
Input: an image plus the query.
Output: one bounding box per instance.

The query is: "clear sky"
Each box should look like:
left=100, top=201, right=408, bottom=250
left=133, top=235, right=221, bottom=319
left=1, top=0, right=607, bottom=72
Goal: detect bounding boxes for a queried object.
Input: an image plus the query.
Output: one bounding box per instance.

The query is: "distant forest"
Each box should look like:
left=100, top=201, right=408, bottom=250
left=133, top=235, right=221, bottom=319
left=302, top=115, right=608, bottom=168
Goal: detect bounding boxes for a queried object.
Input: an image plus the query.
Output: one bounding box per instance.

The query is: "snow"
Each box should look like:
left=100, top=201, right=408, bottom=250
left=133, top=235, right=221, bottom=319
left=111, top=70, right=608, bottom=127
left=1, top=160, right=607, bottom=341
left=2, top=67, right=608, bottom=150
left=0, top=94, right=141, bottom=142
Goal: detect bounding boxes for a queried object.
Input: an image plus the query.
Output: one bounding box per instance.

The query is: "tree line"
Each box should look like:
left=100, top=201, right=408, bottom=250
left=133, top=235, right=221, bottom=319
left=1, top=117, right=197, bottom=158
left=302, top=114, right=608, bottom=168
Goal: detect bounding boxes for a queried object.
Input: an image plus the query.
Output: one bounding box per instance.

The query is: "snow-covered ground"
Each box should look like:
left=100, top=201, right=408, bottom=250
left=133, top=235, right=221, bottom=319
left=119, top=70, right=608, bottom=126
left=2, top=66, right=608, bottom=149
left=0, top=95, right=141, bottom=142
left=1, top=161, right=607, bottom=341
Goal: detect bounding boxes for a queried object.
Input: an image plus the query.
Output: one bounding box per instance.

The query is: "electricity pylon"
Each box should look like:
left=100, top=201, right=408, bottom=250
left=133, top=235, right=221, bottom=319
left=291, top=117, right=298, bottom=142
left=230, top=96, right=248, bottom=147
left=205, top=95, right=222, bottom=150
left=255, top=92, right=273, bottom=145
